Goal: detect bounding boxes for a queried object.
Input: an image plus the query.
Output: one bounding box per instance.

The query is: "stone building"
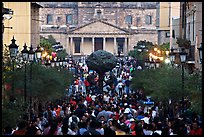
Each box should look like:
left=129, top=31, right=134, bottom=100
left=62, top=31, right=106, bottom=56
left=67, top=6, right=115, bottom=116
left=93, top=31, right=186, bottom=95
left=39, top=2, right=158, bottom=58
left=3, top=2, right=42, bottom=50
left=179, top=2, right=202, bottom=72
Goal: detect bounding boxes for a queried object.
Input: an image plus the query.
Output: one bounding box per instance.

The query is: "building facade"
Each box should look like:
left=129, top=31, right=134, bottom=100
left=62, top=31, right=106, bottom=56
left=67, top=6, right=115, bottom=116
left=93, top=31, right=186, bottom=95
left=156, top=2, right=180, bottom=46
left=39, top=2, right=158, bottom=58
left=179, top=2, right=202, bottom=72
left=3, top=2, right=42, bottom=51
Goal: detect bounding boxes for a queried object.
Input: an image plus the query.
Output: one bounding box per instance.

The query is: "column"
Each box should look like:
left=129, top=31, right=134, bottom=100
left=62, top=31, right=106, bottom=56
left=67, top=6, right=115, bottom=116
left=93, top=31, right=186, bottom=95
left=114, top=37, right=117, bottom=54
left=124, top=37, right=127, bottom=55
left=81, top=37, right=84, bottom=55
left=70, top=37, right=73, bottom=55
left=103, top=37, right=106, bottom=50
left=67, top=37, right=70, bottom=55
left=92, top=37, right=95, bottom=52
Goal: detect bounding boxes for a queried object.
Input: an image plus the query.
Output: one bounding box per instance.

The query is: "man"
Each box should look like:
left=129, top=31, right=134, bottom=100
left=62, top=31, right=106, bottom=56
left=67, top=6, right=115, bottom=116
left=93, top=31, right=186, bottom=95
left=13, top=121, right=27, bottom=135
left=83, top=120, right=101, bottom=135
left=189, top=121, right=202, bottom=135
left=97, top=106, right=108, bottom=122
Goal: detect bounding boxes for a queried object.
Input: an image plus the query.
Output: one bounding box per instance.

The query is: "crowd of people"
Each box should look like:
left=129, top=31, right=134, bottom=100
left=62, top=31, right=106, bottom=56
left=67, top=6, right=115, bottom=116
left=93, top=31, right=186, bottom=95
left=2, top=56, right=202, bottom=135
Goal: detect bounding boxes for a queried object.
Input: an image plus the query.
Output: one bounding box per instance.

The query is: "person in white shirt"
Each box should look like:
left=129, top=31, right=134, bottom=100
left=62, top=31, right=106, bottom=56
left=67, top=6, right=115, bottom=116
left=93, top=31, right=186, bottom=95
left=117, top=80, right=124, bottom=97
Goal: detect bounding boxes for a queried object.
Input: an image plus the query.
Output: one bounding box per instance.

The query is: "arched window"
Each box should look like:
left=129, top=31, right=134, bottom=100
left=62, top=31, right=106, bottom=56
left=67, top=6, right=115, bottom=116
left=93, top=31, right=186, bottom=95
left=47, top=14, right=53, bottom=24
left=125, top=15, right=132, bottom=24
left=145, top=15, right=152, bottom=25
left=66, top=14, right=73, bottom=24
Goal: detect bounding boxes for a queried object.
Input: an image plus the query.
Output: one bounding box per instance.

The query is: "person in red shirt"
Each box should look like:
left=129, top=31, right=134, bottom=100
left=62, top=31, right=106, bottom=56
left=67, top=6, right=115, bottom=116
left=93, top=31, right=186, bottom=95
left=13, top=121, right=27, bottom=135
left=86, top=94, right=92, bottom=104
left=84, top=78, right=90, bottom=94
left=56, top=105, right=61, bottom=117
left=189, top=122, right=202, bottom=135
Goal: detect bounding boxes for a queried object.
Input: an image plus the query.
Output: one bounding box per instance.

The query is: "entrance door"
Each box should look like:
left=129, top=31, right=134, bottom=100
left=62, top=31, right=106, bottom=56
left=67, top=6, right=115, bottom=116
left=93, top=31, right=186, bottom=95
left=94, top=38, right=103, bottom=51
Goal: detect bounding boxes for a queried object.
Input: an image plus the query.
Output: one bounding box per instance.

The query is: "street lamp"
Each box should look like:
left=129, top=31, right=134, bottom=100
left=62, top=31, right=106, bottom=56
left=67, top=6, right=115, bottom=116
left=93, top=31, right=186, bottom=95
left=144, top=59, right=149, bottom=69
left=155, top=58, right=161, bottom=68
left=56, top=58, right=60, bottom=67
left=59, top=58, right=63, bottom=66
left=21, top=43, right=29, bottom=104
left=63, top=58, right=67, bottom=68
left=8, top=36, right=18, bottom=59
left=8, top=36, right=19, bottom=102
left=28, top=45, right=35, bottom=120
left=197, top=43, right=202, bottom=64
left=35, top=45, right=42, bottom=63
left=51, top=58, right=55, bottom=68
left=179, top=48, right=187, bottom=95
left=169, top=48, right=176, bottom=67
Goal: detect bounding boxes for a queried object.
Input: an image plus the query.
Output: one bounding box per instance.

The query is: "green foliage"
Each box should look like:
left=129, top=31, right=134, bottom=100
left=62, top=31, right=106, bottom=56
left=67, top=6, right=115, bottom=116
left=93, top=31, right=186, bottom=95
left=40, top=35, right=57, bottom=54
left=2, top=99, right=26, bottom=128
left=86, top=50, right=118, bottom=74
left=176, top=37, right=191, bottom=49
left=86, top=50, right=118, bottom=93
left=129, top=40, right=154, bottom=60
left=132, top=65, right=188, bottom=101
left=11, top=63, right=73, bottom=101
left=131, top=64, right=202, bottom=114
left=159, top=42, right=170, bottom=51
left=185, top=73, right=202, bottom=114
left=48, top=35, right=57, bottom=45
left=40, top=38, right=52, bottom=54
left=57, top=49, right=68, bottom=59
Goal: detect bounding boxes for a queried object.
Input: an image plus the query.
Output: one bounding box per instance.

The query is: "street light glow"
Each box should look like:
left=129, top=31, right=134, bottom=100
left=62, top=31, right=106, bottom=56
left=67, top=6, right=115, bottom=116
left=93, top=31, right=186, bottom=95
left=165, top=58, right=170, bottom=64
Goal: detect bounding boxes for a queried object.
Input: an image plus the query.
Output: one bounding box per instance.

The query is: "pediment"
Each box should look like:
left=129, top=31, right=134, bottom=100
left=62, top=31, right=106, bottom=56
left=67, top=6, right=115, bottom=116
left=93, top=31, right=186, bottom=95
left=70, top=20, right=129, bottom=34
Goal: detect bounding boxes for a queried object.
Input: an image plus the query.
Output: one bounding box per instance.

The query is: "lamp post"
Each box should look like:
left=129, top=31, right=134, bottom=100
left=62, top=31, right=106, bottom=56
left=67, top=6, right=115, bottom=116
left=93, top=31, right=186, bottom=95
left=21, top=43, right=29, bottom=105
left=62, top=58, right=67, bottom=68
left=155, top=58, right=161, bottom=68
left=28, top=45, right=35, bottom=120
left=169, top=48, right=176, bottom=67
left=179, top=48, right=187, bottom=94
left=8, top=36, right=18, bottom=102
left=197, top=43, right=202, bottom=64
left=51, top=58, right=55, bottom=68
left=35, top=45, right=42, bottom=64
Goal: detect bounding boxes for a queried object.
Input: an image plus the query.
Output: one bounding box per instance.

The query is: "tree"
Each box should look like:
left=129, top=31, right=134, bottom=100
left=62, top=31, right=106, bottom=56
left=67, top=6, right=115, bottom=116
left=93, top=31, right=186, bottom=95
left=48, top=35, right=57, bottom=45
left=86, top=50, right=118, bottom=93
left=8, top=63, right=73, bottom=103
left=40, top=35, right=57, bottom=55
left=2, top=99, right=26, bottom=129
left=176, top=37, right=191, bottom=49
left=129, top=40, right=154, bottom=60
left=57, top=49, right=68, bottom=59
left=131, top=64, right=201, bottom=114
left=40, top=38, right=53, bottom=55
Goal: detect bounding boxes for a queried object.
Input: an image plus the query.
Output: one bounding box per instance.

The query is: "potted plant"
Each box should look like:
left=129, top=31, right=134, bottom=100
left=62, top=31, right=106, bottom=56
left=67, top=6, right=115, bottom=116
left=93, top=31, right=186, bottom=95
left=176, top=37, right=191, bottom=49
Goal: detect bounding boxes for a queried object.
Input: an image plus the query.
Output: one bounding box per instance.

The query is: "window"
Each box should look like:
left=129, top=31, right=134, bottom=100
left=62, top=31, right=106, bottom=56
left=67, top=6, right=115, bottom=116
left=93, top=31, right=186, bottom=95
left=118, top=43, right=124, bottom=53
left=57, top=17, right=61, bottom=22
left=66, top=14, right=73, bottom=24
left=47, top=14, right=53, bottom=24
left=136, top=17, right=141, bottom=26
left=172, top=30, right=175, bottom=38
left=145, top=15, right=152, bottom=25
left=74, top=42, right=80, bottom=53
left=166, top=31, right=170, bottom=37
left=188, top=45, right=195, bottom=61
left=97, top=10, right=102, bottom=18
left=125, top=15, right=132, bottom=24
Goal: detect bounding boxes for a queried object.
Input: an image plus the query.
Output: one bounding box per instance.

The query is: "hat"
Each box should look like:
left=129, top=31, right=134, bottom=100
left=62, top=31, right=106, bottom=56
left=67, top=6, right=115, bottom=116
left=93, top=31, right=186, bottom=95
left=124, top=103, right=128, bottom=106
left=124, top=108, right=131, bottom=113
left=129, top=118, right=135, bottom=122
